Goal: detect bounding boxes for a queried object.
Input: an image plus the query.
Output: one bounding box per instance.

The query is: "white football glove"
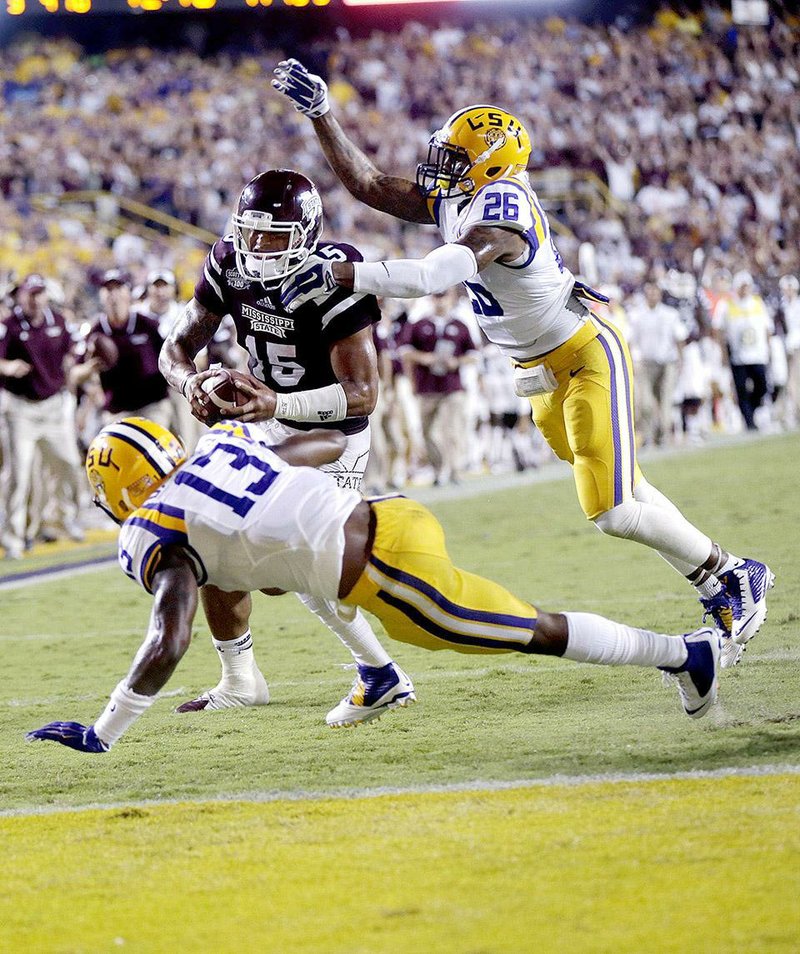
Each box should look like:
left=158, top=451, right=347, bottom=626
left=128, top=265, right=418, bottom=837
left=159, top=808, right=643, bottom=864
left=280, top=257, right=338, bottom=314
left=272, top=58, right=330, bottom=119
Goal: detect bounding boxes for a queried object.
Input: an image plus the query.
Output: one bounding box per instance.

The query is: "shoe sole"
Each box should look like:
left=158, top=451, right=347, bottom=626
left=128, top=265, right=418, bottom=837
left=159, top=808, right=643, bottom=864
left=726, top=569, right=775, bottom=667
left=327, top=692, right=416, bottom=729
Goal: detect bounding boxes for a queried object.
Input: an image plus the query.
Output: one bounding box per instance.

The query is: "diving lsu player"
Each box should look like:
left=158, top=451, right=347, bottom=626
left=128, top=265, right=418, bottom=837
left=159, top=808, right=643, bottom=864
left=28, top=417, right=723, bottom=753
left=272, top=59, right=773, bottom=670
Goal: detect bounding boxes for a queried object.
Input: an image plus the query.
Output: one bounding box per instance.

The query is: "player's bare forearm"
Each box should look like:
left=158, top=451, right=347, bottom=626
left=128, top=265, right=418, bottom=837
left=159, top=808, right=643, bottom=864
left=330, top=327, right=379, bottom=416
left=159, top=298, right=222, bottom=391
left=313, top=113, right=430, bottom=224
left=273, top=430, right=347, bottom=468
left=126, top=557, right=199, bottom=697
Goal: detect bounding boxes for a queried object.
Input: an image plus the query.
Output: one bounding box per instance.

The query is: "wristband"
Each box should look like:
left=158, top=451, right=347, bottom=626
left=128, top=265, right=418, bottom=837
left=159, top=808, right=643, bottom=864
left=93, top=680, right=157, bottom=748
left=274, top=383, right=348, bottom=423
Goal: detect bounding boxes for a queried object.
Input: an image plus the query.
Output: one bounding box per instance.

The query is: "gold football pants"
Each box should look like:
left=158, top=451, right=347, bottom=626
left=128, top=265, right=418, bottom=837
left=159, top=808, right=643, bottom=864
left=345, top=497, right=538, bottom=654
left=522, top=318, right=643, bottom=520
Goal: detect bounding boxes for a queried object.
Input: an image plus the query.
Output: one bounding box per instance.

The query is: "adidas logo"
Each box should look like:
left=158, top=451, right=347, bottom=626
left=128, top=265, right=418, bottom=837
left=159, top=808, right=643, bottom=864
left=318, top=410, right=333, bottom=421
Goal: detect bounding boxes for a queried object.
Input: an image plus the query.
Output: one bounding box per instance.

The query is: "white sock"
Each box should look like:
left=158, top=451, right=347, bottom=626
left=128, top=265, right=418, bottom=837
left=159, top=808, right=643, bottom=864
left=563, top=612, right=688, bottom=669
left=715, top=555, right=744, bottom=575
left=597, top=497, right=712, bottom=569
left=633, top=479, right=741, bottom=583
left=94, top=680, right=157, bottom=747
left=296, top=593, right=392, bottom=668
left=213, top=630, right=257, bottom=680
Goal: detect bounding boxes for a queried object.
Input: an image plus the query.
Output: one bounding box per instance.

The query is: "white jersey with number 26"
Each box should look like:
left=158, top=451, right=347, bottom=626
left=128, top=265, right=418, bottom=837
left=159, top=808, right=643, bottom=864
left=117, top=423, right=361, bottom=598
left=430, top=173, right=580, bottom=361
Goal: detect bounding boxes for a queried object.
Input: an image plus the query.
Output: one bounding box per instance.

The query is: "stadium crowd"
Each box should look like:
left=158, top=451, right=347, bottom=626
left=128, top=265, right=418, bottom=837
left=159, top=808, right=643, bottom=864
left=0, top=4, right=798, bottom=556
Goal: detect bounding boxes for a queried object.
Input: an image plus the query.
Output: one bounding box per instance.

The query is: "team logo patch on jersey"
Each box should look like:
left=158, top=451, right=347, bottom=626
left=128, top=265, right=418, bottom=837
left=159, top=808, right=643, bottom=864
left=241, top=304, right=295, bottom=338
left=226, top=269, right=251, bottom=291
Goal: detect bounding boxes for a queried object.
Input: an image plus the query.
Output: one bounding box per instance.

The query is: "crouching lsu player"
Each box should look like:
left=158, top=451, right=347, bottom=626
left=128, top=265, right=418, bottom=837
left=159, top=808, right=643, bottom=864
left=29, top=418, right=722, bottom=753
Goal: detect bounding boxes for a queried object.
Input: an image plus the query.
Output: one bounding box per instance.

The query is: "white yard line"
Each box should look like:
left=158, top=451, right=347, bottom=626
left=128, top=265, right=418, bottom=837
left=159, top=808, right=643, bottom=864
left=3, top=763, right=798, bottom=818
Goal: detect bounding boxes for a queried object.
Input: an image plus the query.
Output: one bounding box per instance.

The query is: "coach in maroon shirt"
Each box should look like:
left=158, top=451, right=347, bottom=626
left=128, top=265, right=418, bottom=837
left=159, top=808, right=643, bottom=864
left=398, top=293, right=477, bottom=485
left=90, top=270, right=170, bottom=426
left=0, top=275, right=84, bottom=558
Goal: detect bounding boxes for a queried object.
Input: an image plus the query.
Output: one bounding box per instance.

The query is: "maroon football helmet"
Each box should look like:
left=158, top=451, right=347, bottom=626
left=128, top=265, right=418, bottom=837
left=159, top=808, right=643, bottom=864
left=232, top=169, right=324, bottom=286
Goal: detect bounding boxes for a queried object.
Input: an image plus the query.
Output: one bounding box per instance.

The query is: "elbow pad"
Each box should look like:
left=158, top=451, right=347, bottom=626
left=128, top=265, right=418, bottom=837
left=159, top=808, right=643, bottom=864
left=353, top=243, right=478, bottom=298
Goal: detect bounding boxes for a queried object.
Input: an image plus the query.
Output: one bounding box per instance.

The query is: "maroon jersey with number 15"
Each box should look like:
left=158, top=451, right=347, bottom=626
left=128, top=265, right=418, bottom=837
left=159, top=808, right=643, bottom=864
left=193, top=236, right=380, bottom=435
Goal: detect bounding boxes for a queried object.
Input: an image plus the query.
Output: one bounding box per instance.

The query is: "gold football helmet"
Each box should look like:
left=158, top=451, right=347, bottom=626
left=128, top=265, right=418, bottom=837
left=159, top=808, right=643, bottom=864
left=416, top=105, right=531, bottom=197
left=86, top=417, right=186, bottom=523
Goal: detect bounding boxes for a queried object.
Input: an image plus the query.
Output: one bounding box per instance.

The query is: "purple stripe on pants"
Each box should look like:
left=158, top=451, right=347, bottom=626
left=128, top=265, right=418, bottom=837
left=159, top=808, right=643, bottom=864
left=596, top=332, right=623, bottom=506
left=594, top=316, right=635, bottom=493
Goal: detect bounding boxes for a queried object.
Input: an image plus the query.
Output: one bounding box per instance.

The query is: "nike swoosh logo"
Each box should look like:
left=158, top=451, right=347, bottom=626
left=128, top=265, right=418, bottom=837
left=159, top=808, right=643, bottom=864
left=569, top=366, right=586, bottom=378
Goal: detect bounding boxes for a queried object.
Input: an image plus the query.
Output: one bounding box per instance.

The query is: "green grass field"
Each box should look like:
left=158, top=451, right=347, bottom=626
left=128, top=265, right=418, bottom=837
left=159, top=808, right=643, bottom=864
left=2, top=433, right=799, bottom=952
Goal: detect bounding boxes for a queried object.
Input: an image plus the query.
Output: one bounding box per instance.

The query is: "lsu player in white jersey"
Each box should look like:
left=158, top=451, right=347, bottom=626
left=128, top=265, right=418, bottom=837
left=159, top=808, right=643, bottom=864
left=28, top=417, right=726, bottom=753
left=272, top=59, right=774, bottom=669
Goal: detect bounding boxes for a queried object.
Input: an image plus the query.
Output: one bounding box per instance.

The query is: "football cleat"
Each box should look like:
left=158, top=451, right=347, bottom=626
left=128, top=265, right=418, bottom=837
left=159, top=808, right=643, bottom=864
left=718, top=559, right=775, bottom=663
left=176, top=668, right=270, bottom=713
left=659, top=627, right=721, bottom=719
left=326, top=662, right=416, bottom=728
left=699, top=590, right=741, bottom=670
left=699, top=589, right=734, bottom=638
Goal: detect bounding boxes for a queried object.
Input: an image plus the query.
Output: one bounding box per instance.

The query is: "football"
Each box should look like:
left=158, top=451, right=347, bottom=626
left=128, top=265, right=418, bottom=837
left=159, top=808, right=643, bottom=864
left=200, top=368, right=248, bottom=414
left=87, top=333, right=119, bottom=373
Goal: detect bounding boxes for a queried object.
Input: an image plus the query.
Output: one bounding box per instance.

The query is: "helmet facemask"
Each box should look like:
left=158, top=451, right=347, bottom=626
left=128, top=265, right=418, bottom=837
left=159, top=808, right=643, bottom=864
left=417, top=106, right=531, bottom=198
left=416, top=139, right=473, bottom=197
left=233, top=209, right=316, bottom=286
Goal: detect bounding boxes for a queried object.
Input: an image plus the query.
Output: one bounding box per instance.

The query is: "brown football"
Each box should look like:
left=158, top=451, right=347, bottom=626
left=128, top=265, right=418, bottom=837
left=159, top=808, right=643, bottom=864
left=88, top=333, right=119, bottom=372
left=201, top=368, right=248, bottom=414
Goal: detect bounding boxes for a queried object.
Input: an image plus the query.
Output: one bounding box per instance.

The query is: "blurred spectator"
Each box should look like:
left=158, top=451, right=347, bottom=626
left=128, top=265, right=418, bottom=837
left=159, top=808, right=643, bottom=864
left=90, top=270, right=170, bottom=427
left=713, top=271, right=773, bottom=431
left=134, top=268, right=203, bottom=450
left=778, top=275, right=800, bottom=426
left=399, top=291, right=477, bottom=485
left=481, top=343, right=538, bottom=473
left=627, top=282, right=687, bottom=446
left=0, top=274, right=84, bottom=558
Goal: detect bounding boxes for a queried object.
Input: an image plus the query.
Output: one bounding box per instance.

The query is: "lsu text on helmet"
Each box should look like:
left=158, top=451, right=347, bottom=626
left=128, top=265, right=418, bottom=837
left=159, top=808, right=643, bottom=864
left=416, top=105, right=531, bottom=198
left=233, top=169, right=324, bottom=286
left=86, top=418, right=186, bottom=523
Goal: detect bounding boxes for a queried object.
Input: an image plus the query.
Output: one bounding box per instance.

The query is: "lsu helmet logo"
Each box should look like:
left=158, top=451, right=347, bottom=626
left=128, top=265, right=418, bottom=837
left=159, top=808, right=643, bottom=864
left=86, top=417, right=186, bottom=523
left=417, top=105, right=531, bottom=197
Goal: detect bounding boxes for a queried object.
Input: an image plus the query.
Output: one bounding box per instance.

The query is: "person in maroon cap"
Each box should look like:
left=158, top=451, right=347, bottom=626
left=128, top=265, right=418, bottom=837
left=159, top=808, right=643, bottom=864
left=134, top=268, right=207, bottom=452
left=89, top=270, right=170, bottom=428
left=0, top=275, right=85, bottom=559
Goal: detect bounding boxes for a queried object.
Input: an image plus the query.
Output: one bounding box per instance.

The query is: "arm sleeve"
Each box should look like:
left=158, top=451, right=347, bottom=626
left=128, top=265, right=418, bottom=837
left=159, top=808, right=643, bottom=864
left=353, top=243, right=478, bottom=299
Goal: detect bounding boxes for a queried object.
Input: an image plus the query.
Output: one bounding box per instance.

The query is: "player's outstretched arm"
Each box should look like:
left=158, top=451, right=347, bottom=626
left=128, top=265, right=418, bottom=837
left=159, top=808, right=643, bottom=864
left=281, top=227, right=526, bottom=312
left=26, top=551, right=199, bottom=753
left=272, top=429, right=347, bottom=468
left=159, top=298, right=223, bottom=419
left=272, top=59, right=429, bottom=224
left=126, top=552, right=200, bottom=696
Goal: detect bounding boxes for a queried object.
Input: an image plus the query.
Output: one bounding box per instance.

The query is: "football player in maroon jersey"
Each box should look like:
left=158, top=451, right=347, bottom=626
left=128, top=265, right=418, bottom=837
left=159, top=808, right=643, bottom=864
left=159, top=169, right=413, bottom=726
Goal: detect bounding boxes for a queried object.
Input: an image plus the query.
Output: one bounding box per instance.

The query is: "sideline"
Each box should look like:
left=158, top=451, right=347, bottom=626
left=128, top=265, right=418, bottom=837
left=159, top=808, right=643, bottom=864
left=3, top=430, right=794, bottom=591
left=3, top=762, right=798, bottom=818
left=0, top=554, right=116, bottom=591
